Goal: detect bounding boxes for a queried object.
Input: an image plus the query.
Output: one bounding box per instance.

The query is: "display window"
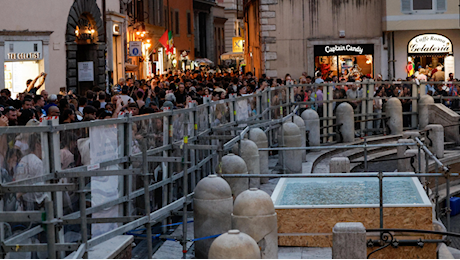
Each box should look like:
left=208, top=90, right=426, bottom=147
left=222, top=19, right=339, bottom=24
left=407, top=34, right=453, bottom=78
left=314, top=44, right=374, bottom=81
left=4, top=61, right=40, bottom=96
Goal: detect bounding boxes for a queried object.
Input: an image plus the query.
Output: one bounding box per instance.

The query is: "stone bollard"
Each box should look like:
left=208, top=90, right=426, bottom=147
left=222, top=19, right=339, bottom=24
left=425, top=124, right=444, bottom=159
left=329, top=157, right=350, bottom=173
left=385, top=97, right=403, bottom=135
left=233, top=139, right=261, bottom=188
left=208, top=230, right=261, bottom=259
left=397, top=139, right=412, bottom=172
left=221, top=154, right=249, bottom=199
left=278, top=123, right=303, bottom=173
left=293, top=115, right=307, bottom=162
left=301, top=109, right=320, bottom=146
left=232, top=188, right=278, bottom=259
left=402, top=131, right=421, bottom=149
left=332, top=222, right=367, bottom=259
left=248, top=128, right=270, bottom=184
left=403, top=149, right=426, bottom=173
left=418, top=95, right=434, bottom=130
left=194, top=175, right=233, bottom=259
left=336, top=102, right=355, bottom=143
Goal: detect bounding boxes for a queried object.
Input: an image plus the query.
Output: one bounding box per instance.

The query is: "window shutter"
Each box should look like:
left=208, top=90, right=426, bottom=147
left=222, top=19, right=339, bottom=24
left=401, top=0, right=412, bottom=13
left=436, top=0, right=447, bottom=12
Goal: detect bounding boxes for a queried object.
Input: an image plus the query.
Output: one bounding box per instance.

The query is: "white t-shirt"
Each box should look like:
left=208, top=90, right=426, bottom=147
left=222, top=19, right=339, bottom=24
left=120, top=94, right=134, bottom=105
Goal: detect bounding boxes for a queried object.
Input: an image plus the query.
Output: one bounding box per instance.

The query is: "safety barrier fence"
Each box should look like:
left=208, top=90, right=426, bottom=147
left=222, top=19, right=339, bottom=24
left=0, top=81, right=456, bottom=258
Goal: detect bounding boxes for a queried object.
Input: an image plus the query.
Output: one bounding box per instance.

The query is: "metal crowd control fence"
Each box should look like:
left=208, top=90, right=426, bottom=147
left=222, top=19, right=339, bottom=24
left=0, top=81, right=457, bottom=258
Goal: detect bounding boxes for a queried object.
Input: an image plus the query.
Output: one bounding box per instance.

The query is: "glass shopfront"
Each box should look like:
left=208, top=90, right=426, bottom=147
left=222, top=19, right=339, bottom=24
left=407, top=34, right=453, bottom=78
left=4, top=41, right=44, bottom=97
left=314, top=44, right=374, bottom=80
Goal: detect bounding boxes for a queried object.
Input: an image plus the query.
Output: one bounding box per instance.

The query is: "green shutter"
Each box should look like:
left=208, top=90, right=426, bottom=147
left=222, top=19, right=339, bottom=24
left=436, top=0, right=447, bottom=12
left=401, top=0, right=412, bottom=13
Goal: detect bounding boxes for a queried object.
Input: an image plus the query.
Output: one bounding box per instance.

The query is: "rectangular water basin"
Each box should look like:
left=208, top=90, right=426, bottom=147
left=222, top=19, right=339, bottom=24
left=272, top=176, right=434, bottom=253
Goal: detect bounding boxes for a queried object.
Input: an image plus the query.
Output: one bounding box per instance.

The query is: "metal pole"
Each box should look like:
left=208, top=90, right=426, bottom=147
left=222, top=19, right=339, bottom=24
left=142, top=141, right=153, bottom=259
left=364, top=137, right=368, bottom=172
left=79, top=175, right=88, bottom=259
left=45, top=201, right=56, bottom=259
left=435, top=164, right=439, bottom=220
left=446, top=173, right=451, bottom=232
left=417, top=144, right=422, bottom=173
left=379, top=172, right=384, bottom=229
left=182, top=140, right=189, bottom=259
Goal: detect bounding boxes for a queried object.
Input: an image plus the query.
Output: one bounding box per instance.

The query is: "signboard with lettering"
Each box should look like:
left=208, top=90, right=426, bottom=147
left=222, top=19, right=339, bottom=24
left=314, top=44, right=374, bottom=56
left=4, top=41, right=42, bottom=61
left=408, top=34, right=452, bottom=54
left=129, top=41, right=142, bottom=57
left=232, top=37, right=244, bottom=53
left=78, top=61, right=94, bottom=82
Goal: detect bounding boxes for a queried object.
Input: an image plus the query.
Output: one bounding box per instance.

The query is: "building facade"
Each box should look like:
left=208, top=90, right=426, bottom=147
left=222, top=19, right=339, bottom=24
left=383, top=0, right=459, bottom=80
left=217, top=0, right=245, bottom=67
left=244, top=0, right=383, bottom=80
left=194, top=0, right=217, bottom=62
left=0, top=0, right=126, bottom=96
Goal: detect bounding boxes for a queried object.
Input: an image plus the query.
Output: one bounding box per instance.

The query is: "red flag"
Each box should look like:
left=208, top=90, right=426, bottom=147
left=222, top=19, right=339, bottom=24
left=159, top=30, right=169, bottom=49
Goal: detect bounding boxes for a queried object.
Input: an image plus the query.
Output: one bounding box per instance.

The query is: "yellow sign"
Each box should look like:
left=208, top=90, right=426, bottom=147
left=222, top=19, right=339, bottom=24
left=232, top=37, right=244, bottom=53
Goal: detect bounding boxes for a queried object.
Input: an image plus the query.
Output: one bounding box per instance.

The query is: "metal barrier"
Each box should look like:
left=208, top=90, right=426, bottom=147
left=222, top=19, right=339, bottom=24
left=0, top=81, right=457, bottom=258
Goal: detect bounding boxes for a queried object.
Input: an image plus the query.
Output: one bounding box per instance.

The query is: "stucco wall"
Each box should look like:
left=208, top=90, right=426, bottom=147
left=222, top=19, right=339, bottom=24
left=0, top=0, right=118, bottom=95
left=263, top=0, right=382, bottom=79
left=393, top=29, right=460, bottom=80
left=384, top=0, right=459, bottom=31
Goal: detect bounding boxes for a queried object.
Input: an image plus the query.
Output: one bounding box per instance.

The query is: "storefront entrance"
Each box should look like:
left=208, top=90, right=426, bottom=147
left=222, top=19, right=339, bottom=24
left=314, top=44, right=374, bottom=81
left=407, top=34, right=453, bottom=78
left=4, top=41, right=44, bottom=97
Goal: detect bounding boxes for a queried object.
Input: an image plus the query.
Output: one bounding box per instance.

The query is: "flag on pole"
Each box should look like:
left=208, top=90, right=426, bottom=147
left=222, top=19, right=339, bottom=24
left=167, top=31, right=174, bottom=54
left=159, top=30, right=169, bottom=49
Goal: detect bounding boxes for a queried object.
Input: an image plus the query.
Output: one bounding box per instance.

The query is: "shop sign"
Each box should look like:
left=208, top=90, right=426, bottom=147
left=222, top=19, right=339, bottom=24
left=408, top=34, right=452, bottom=54
left=314, top=44, right=374, bottom=56
left=5, top=41, right=42, bottom=61
left=232, top=37, right=244, bottom=53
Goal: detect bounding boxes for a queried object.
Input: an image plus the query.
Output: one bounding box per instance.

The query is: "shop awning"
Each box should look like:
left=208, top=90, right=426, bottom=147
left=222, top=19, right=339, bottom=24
left=221, top=52, right=244, bottom=60
left=125, top=64, right=138, bottom=72
left=195, top=58, right=214, bottom=65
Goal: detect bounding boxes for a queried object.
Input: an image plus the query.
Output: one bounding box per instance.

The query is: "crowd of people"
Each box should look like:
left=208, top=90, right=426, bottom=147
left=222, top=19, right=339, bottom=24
left=0, top=66, right=458, bottom=128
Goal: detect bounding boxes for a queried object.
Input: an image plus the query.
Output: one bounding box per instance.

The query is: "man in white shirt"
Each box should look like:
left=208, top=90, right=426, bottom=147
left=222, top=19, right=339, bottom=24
left=120, top=86, right=134, bottom=105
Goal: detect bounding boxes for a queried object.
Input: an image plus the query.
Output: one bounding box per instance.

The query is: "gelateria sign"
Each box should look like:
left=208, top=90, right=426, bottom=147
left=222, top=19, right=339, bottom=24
left=408, top=34, right=452, bottom=54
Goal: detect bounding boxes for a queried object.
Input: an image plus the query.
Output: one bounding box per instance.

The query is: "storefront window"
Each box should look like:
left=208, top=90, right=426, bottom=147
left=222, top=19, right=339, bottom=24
left=407, top=34, right=453, bottom=79
left=314, top=44, right=374, bottom=81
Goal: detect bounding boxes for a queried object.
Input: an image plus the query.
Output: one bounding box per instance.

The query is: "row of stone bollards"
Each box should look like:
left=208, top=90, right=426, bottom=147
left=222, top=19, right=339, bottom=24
left=194, top=175, right=278, bottom=259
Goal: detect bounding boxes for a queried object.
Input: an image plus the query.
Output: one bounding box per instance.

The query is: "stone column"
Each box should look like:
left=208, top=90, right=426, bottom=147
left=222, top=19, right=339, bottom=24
left=386, top=97, right=403, bottom=135
left=425, top=124, right=444, bottom=159
left=418, top=95, right=434, bottom=130
left=329, top=157, right=350, bottom=173
left=293, top=115, right=306, bottom=162
left=336, top=102, right=355, bottom=143
left=397, top=139, right=412, bottom=172
left=332, top=222, right=366, bottom=259
left=301, top=109, right=320, bottom=146
left=403, top=149, right=426, bottom=173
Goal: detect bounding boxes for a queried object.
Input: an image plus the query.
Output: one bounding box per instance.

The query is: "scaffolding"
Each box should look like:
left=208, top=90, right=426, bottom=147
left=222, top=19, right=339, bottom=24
left=0, top=81, right=458, bottom=258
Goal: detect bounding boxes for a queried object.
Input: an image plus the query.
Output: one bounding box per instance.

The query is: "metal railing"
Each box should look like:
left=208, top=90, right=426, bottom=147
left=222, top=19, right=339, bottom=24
left=0, top=81, right=457, bottom=258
